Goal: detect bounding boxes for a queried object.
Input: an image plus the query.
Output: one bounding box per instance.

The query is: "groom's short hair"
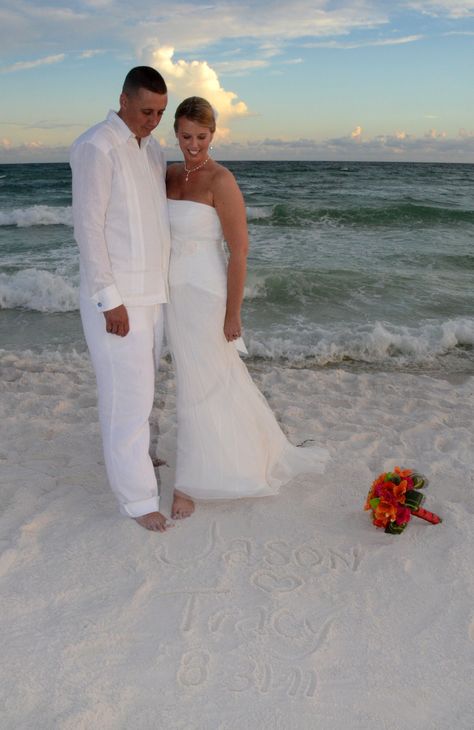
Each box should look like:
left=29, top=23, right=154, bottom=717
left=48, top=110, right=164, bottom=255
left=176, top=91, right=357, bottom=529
left=122, top=66, right=167, bottom=96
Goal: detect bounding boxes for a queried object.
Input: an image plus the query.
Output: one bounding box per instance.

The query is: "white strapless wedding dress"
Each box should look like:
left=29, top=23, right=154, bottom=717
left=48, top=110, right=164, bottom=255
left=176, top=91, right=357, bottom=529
left=165, top=199, right=328, bottom=500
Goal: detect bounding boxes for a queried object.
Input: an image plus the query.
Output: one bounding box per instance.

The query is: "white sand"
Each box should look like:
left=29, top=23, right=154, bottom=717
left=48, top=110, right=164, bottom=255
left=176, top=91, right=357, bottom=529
left=1, top=350, right=473, bottom=729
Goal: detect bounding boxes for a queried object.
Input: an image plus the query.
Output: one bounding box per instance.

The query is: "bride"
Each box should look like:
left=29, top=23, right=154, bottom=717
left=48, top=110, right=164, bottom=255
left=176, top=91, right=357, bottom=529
left=166, top=97, right=328, bottom=520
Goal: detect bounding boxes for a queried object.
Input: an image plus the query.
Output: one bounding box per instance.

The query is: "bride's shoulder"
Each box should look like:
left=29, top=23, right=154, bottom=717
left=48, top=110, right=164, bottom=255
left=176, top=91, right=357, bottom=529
left=210, top=161, right=234, bottom=178
left=210, top=162, right=238, bottom=190
left=210, top=163, right=244, bottom=209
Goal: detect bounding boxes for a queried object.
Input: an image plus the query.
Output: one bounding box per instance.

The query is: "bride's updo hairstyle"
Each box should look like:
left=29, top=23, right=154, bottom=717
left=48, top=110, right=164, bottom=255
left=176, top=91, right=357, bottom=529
left=174, top=97, right=216, bottom=134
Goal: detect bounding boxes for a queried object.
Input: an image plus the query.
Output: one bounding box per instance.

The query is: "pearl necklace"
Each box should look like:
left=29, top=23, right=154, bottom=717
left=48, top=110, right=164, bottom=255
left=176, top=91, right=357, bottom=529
left=184, top=156, right=210, bottom=182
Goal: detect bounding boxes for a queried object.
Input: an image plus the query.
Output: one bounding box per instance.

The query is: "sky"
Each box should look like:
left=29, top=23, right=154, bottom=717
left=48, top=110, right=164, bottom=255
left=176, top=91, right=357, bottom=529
left=1, top=0, right=473, bottom=163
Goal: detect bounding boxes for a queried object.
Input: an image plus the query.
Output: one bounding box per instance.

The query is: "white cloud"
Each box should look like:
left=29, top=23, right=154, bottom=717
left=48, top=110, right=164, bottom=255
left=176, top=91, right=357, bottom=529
left=132, top=2, right=390, bottom=55
left=425, top=128, right=447, bottom=138
left=0, top=1, right=469, bottom=73
left=83, top=0, right=114, bottom=6
left=30, top=7, right=88, bottom=22
left=24, top=120, right=85, bottom=130
left=204, top=128, right=474, bottom=162
left=0, top=140, right=70, bottom=162
left=404, top=2, right=474, bottom=18
left=244, top=124, right=468, bottom=164
left=213, top=59, right=271, bottom=76
left=79, top=49, right=104, bottom=59
left=145, top=46, right=249, bottom=139
left=3, top=128, right=474, bottom=164
left=213, top=55, right=304, bottom=76
left=0, top=54, right=65, bottom=73
left=0, top=120, right=83, bottom=130
left=0, top=3, right=90, bottom=55
left=304, top=34, right=423, bottom=49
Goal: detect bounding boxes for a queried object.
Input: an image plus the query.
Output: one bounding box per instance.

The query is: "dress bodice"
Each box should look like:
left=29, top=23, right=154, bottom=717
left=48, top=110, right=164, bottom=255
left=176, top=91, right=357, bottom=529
left=167, top=199, right=224, bottom=256
left=167, top=198, right=228, bottom=297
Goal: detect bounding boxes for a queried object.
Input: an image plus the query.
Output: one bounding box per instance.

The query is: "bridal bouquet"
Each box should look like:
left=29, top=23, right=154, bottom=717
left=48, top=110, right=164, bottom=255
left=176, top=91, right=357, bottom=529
left=364, top=467, right=442, bottom=534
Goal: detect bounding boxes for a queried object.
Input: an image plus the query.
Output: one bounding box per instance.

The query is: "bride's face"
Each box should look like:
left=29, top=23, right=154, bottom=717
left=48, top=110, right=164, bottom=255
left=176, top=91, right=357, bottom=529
left=176, top=117, right=213, bottom=165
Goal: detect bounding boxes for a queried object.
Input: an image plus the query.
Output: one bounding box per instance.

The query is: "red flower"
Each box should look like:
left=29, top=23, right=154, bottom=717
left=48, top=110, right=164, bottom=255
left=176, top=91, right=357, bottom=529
left=395, top=505, right=411, bottom=526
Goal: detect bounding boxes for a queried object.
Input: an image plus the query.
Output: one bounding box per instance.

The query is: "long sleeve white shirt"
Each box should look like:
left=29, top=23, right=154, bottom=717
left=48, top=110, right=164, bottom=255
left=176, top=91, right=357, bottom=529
left=70, top=111, right=170, bottom=311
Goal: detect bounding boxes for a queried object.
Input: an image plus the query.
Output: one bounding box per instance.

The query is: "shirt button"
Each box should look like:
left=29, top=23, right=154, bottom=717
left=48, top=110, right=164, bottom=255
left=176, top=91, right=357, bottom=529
left=97, top=302, right=103, bottom=308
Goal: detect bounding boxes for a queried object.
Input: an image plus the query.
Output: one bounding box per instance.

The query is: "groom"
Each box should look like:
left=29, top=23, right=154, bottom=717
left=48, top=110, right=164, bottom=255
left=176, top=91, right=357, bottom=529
left=70, top=66, right=193, bottom=531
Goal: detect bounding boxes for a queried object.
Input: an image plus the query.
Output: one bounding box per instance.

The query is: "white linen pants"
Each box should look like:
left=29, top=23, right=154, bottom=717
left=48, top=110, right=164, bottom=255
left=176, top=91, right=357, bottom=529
left=80, top=293, right=164, bottom=517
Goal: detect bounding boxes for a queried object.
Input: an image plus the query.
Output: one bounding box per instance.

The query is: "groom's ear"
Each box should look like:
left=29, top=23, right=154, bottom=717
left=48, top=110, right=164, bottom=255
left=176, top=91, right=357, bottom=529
left=119, top=92, right=128, bottom=111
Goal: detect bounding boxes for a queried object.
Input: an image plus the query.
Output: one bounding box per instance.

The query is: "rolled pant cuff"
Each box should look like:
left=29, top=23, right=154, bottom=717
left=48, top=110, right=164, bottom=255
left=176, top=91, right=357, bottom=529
left=120, top=496, right=160, bottom=518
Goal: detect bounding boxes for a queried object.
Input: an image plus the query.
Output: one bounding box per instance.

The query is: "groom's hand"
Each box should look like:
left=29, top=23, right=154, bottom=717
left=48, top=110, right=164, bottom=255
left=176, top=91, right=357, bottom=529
left=104, top=304, right=130, bottom=337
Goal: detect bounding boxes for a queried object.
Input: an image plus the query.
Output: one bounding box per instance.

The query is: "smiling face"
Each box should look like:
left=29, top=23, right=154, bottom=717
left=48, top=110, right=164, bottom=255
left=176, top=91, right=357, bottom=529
left=176, top=116, right=214, bottom=166
left=118, top=87, right=168, bottom=138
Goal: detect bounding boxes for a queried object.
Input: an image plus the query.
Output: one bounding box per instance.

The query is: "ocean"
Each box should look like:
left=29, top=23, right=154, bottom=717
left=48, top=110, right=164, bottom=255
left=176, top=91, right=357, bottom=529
left=1, top=160, right=473, bottom=374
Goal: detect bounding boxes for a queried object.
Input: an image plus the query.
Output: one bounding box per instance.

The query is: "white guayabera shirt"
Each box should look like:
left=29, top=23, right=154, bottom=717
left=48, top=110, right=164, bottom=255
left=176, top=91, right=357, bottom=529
left=70, top=111, right=170, bottom=312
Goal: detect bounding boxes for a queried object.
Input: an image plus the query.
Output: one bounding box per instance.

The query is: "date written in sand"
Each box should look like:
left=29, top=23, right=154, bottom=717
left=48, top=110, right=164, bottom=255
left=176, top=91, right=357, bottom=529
left=177, top=650, right=317, bottom=698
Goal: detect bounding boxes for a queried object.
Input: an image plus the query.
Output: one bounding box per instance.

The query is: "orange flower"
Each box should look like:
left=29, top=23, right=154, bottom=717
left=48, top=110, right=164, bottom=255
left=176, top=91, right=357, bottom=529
left=392, top=480, right=408, bottom=501
left=394, top=467, right=412, bottom=478
left=374, top=500, right=397, bottom=523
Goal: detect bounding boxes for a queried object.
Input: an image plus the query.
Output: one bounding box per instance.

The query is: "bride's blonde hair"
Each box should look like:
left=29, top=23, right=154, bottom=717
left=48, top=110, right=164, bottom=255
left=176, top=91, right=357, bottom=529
left=174, top=97, right=216, bottom=133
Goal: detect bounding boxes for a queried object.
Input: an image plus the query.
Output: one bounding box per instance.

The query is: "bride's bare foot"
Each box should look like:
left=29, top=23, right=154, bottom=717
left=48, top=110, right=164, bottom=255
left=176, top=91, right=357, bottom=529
left=172, top=490, right=195, bottom=520
left=134, top=511, right=171, bottom=532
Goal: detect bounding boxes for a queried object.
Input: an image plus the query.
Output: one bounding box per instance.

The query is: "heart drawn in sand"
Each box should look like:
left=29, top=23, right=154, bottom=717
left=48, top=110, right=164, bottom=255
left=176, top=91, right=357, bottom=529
left=251, top=571, right=304, bottom=594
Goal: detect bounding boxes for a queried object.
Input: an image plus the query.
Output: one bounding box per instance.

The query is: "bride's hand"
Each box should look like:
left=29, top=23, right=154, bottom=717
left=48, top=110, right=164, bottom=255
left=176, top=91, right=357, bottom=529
left=224, top=312, right=242, bottom=342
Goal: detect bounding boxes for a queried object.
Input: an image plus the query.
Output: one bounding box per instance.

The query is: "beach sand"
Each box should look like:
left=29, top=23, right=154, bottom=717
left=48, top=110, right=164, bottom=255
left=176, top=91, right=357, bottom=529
left=1, top=350, right=473, bottom=729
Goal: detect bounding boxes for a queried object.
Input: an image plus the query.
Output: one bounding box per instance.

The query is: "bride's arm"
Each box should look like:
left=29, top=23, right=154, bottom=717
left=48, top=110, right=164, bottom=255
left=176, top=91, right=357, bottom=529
left=213, top=168, right=249, bottom=341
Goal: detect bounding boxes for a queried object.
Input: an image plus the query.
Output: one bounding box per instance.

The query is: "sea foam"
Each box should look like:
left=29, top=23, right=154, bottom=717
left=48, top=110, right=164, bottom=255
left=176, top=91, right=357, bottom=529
left=245, top=317, right=474, bottom=368
left=0, top=205, right=73, bottom=227
left=246, top=206, right=272, bottom=220
left=0, top=269, right=78, bottom=312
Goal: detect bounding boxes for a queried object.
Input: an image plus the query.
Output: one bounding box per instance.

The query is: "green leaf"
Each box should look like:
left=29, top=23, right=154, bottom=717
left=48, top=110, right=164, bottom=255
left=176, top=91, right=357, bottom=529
left=412, top=473, right=427, bottom=490
left=405, top=489, right=424, bottom=510
left=385, top=521, right=407, bottom=534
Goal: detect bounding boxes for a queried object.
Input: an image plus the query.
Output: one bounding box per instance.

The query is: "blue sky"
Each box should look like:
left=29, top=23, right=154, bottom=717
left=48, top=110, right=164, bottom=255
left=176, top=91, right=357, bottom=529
left=1, top=1, right=473, bottom=162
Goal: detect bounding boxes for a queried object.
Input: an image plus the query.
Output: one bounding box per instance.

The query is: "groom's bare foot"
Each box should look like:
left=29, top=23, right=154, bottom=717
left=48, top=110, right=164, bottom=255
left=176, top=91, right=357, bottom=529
left=172, top=490, right=195, bottom=520
left=134, top=511, right=171, bottom=532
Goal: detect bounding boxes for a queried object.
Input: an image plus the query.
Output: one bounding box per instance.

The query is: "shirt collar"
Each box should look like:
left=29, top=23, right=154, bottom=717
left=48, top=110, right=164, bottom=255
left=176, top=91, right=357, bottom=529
left=106, top=110, right=152, bottom=148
